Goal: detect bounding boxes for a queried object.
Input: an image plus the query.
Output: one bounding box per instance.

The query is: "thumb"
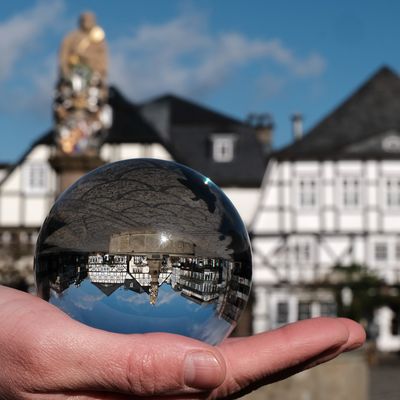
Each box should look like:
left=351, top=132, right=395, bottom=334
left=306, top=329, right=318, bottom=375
left=20, top=307, right=226, bottom=396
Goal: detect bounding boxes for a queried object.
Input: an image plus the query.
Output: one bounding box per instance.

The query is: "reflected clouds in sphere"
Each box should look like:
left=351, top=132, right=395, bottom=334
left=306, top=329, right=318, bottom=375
left=35, top=159, right=252, bottom=345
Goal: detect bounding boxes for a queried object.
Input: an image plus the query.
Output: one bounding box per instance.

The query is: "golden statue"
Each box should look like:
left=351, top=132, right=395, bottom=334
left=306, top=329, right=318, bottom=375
left=54, top=11, right=112, bottom=155
left=59, top=11, right=107, bottom=80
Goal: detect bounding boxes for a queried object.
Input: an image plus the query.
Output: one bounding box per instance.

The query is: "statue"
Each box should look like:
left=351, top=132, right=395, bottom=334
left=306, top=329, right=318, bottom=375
left=59, top=12, right=107, bottom=81
left=53, top=12, right=112, bottom=155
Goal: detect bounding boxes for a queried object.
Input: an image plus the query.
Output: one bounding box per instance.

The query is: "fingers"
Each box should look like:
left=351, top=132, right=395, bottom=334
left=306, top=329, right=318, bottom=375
left=213, top=317, right=365, bottom=399
left=338, top=318, right=367, bottom=351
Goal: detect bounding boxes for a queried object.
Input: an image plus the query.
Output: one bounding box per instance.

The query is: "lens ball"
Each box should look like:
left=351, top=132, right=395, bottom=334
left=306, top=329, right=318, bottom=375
left=35, top=159, right=252, bottom=345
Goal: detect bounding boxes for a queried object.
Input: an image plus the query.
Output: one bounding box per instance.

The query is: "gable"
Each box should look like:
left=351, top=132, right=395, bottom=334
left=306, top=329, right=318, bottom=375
left=275, top=66, right=400, bottom=160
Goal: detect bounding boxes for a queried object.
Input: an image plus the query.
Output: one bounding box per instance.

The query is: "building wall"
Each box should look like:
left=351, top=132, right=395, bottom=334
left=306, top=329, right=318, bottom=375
left=0, top=145, right=57, bottom=228
left=100, top=143, right=173, bottom=162
left=253, top=159, right=400, bottom=235
left=222, top=188, right=260, bottom=226
left=252, top=158, right=400, bottom=349
left=252, top=159, right=400, bottom=277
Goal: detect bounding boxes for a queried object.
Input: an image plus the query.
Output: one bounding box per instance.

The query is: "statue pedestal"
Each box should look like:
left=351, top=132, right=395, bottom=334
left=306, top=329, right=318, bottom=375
left=49, top=153, right=105, bottom=195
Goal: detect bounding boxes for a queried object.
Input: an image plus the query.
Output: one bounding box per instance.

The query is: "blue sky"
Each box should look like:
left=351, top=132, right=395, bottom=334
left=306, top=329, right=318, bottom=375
left=1, top=0, right=400, bottom=162
left=50, top=279, right=231, bottom=344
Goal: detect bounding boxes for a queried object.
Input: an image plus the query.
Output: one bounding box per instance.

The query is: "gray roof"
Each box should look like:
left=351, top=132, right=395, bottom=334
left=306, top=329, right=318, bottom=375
left=140, top=94, right=267, bottom=186
left=275, top=66, right=400, bottom=160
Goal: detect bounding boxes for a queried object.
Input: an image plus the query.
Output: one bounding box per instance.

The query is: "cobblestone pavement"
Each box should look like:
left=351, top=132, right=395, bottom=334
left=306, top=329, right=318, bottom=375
left=370, top=355, right=400, bottom=400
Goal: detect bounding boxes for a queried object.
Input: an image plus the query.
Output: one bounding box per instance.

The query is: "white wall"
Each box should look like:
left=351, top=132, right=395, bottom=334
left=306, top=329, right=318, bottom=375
left=253, top=159, right=400, bottom=236
left=100, top=143, right=172, bottom=162
left=222, top=188, right=260, bottom=226
left=0, top=145, right=56, bottom=227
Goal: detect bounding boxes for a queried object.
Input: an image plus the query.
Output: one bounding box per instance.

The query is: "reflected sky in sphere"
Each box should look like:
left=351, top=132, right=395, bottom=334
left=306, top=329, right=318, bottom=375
left=50, top=279, right=231, bottom=344
left=35, top=159, right=252, bottom=345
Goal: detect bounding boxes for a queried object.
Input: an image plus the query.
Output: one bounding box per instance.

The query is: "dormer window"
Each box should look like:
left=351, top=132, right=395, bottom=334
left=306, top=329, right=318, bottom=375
left=211, top=134, right=236, bottom=163
left=382, top=135, right=400, bottom=152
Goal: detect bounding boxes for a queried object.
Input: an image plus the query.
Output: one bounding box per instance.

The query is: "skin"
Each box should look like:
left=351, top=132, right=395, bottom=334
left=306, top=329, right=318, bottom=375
left=0, top=285, right=365, bottom=400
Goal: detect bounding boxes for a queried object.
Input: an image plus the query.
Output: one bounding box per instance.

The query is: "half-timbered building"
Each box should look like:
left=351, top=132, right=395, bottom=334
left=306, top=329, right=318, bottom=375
left=251, top=66, right=400, bottom=351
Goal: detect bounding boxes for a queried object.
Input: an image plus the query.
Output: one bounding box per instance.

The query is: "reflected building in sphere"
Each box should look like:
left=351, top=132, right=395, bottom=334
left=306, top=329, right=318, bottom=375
left=41, top=251, right=242, bottom=307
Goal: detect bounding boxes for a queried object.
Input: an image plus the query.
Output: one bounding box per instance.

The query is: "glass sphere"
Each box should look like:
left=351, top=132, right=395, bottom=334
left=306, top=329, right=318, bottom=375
left=35, top=159, right=252, bottom=345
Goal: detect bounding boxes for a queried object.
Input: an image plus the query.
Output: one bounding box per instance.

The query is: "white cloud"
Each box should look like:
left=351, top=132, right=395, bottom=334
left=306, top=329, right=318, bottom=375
left=116, top=291, right=148, bottom=305
left=154, top=289, right=177, bottom=306
left=72, top=293, right=105, bottom=310
left=109, top=11, right=326, bottom=100
left=0, top=0, right=64, bottom=81
left=257, top=74, right=288, bottom=99
left=0, top=3, right=326, bottom=116
left=292, top=53, right=326, bottom=77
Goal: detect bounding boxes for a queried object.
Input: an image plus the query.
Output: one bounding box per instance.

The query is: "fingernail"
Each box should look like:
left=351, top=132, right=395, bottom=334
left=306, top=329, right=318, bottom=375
left=345, top=341, right=364, bottom=352
left=184, top=351, right=225, bottom=389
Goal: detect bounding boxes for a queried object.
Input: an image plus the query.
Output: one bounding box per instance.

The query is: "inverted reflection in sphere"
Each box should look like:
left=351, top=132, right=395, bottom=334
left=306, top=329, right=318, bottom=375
left=35, top=159, right=252, bottom=345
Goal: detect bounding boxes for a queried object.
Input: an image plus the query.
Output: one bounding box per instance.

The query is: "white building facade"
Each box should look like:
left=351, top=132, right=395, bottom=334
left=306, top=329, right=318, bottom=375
left=251, top=67, right=400, bottom=351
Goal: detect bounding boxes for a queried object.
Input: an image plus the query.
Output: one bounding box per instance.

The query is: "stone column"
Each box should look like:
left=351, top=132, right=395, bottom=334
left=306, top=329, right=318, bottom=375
left=49, top=153, right=105, bottom=195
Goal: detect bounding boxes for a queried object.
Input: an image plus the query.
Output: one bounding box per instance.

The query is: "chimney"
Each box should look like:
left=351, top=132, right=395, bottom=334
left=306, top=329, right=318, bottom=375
left=247, top=113, right=274, bottom=156
left=291, top=113, right=303, bottom=141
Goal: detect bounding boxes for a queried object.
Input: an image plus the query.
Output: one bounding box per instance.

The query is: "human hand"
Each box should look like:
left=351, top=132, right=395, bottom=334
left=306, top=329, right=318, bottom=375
left=0, top=285, right=365, bottom=399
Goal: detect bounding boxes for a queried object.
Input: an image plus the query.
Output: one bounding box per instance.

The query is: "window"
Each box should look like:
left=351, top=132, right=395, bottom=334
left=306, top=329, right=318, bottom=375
left=29, top=164, right=46, bottom=188
left=386, top=179, right=400, bottom=207
left=299, top=179, right=317, bottom=207
left=211, top=134, right=236, bottom=163
left=293, top=242, right=311, bottom=263
left=375, top=243, right=388, bottom=261
left=298, top=302, right=312, bottom=320
left=1, top=231, right=11, bottom=245
left=342, top=178, right=360, bottom=207
left=277, top=302, right=289, bottom=324
left=391, top=313, right=400, bottom=336
left=24, top=163, right=48, bottom=193
left=382, top=135, right=400, bottom=153
left=320, top=302, right=337, bottom=317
